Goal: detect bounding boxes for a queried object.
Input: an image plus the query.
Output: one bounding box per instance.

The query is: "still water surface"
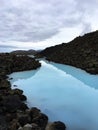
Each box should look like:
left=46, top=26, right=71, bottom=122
left=9, top=60, right=98, bottom=130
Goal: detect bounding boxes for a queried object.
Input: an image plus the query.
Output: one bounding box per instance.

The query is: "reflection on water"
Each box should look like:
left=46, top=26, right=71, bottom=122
left=9, top=60, right=98, bottom=130
left=50, top=61, right=98, bottom=89
left=9, top=69, right=40, bottom=83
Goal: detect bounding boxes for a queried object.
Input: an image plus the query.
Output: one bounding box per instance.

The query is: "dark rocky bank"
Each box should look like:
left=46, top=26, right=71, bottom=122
left=0, top=53, right=66, bottom=130
left=39, top=30, right=98, bottom=74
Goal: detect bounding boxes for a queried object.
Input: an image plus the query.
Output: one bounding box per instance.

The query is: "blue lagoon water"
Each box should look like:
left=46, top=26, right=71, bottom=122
left=9, top=60, right=98, bottom=130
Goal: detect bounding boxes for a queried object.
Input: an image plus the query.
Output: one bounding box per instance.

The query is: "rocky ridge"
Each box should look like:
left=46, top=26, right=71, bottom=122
left=39, top=30, right=98, bottom=74
left=11, top=49, right=38, bottom=56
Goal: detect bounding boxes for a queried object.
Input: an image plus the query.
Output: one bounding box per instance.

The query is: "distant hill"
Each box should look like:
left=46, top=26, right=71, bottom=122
left=39, top=30, right=98, bottom=74
left=11, top=49, right=38, bottom=55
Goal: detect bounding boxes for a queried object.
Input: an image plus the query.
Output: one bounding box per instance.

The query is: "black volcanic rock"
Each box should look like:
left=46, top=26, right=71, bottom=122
left=0, top=53, right=41, bottom=129
left=0, top=53, right=66, bottom=130
left=39, top=30, right=98, bottom=74
left=0, top=53, right=41, bottom=74
left=32, top=113, right=48, bottom=130
left=0, top=79, right=11, bottom=89
left=50, top=121, right=66, bottom=130
left=1, top=95, right=22, bottom=113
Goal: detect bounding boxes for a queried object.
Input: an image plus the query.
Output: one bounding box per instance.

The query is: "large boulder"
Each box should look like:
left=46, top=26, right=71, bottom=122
left=19, top=95, right=27, bottom=101
left=49, top=121, right=66, bottom=130
left=32, top=113, right=48, bottom=130
left=19, top=103, right=28, bottom=111
left=29, top=107, right=40, bottom=119
left=9, top=89, right=27, bottom=101
left=10, top=89, right=23, bottom=95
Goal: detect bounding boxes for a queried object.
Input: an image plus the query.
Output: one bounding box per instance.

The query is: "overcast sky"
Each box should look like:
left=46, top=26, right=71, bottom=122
left=0, top=0, right=98, bottom=50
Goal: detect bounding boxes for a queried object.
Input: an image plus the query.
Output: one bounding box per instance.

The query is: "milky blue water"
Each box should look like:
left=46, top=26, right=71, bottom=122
left=9, top=60, right=98, bottom=130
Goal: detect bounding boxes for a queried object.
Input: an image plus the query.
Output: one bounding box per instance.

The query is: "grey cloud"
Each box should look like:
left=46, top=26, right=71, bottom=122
left=80, top=23, right=92, bottom=35
left=0, top=45, right=18, bottom=48
left=0, top=0, right=97, bottom=43
left=75, top=0, right=98, bottom=34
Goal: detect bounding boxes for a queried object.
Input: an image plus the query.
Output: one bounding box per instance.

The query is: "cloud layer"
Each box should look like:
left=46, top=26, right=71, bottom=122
left=0, top=0, right=98, bottom=45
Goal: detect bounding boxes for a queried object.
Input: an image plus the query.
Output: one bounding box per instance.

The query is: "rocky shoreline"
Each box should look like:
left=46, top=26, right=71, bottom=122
left=0, top=53, right=66, bottom=130
left=39, top=30, right=98, bottom=74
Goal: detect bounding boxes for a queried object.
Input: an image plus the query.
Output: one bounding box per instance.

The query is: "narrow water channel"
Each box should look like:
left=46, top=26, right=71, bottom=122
left=9, top=60, right=98, bottom=130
